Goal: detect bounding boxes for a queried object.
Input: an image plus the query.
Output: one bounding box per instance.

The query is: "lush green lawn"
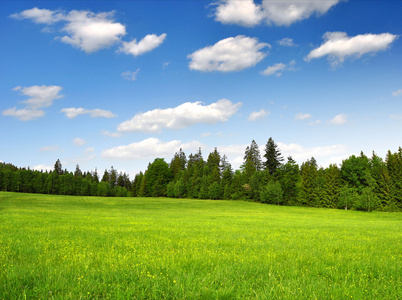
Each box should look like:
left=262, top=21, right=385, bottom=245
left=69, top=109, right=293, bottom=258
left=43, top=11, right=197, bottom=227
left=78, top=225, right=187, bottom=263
left=0, top=192, right=401, bottom=299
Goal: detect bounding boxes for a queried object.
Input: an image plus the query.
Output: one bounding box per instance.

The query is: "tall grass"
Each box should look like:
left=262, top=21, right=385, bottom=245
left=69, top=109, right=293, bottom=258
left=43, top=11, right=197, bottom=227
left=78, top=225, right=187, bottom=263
left=0, top=192, right=401, bottom=299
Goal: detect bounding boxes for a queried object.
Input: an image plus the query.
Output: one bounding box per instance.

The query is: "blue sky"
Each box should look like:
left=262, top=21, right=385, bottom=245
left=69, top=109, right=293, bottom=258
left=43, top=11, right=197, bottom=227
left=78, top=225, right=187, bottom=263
left=1, top=0, right=401, bottom=177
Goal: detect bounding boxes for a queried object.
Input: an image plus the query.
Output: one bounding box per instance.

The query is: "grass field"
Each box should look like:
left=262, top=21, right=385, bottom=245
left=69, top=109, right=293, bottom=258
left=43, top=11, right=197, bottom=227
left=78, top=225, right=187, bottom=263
left=0, top=192, right=401, bottom=299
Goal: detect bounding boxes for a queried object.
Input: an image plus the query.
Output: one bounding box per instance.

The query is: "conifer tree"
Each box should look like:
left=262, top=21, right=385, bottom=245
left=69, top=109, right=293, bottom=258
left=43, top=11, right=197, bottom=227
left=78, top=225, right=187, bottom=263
left=242, top=140, right=262, bottom=177
left=299, top=158, right=319, bottom=206
left=54, top=159, right=63, bottom=176
left=263, top=137, right=284, bottom=175
left=321, top=164, right=341, bottom=208
left=278, top=156, right=300, bottom=205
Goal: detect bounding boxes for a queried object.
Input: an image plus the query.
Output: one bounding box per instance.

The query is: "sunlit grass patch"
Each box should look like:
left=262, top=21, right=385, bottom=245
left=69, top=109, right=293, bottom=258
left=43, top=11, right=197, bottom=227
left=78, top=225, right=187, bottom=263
left=0, top=192, right=401, bottom=299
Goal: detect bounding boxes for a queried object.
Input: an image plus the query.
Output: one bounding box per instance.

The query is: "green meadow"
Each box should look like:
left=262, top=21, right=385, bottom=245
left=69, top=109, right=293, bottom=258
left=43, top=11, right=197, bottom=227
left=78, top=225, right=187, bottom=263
left=0, top=192, right=401, bottom=299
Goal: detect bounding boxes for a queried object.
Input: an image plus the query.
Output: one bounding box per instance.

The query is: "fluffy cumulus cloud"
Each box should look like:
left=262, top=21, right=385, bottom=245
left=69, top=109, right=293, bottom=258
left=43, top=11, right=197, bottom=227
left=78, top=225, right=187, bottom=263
left=2, top=85, right=63, bottom=121
left=261, top=0, right=340, bottom=26
left=11, top=8, right=166, bottom=55
left=214, top=0, right=264, bottom=27
left=330, top=113, right=347, bottom=125
left=102, top=138, right=190, bottom=160
left=61, top=107, right=116, bottom=119
left=60, top=10, right=126, bottom=53
left=188, top=35, right=270, bottom=72
left=12, top=8, right=126, bottom=53
left=15, top=85, right=63, bottom=108
left=305, top=32, right=398, bottom=67
left=248, top=109, right=270, bottom=121
left=117, top=99, right=241, bottom=133
left=213, top=0, right=341, bottom=27
left=261, top=60, right=295, bottom=77
left=118, top=34, right=167, bottom=56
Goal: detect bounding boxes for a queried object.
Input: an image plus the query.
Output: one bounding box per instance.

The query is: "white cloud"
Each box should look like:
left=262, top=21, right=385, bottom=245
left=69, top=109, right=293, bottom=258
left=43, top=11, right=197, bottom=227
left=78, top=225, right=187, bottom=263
left=61, top=107, right=116, bottom=119
left=249, top=109, right=270, bottom=121
left=214, top=0, right=264, bottom=27
left=118, top=33, right=166, bottom=56
left=261, top=0, right=341, bottom=26
left=60, top=10, right=126, bottom=53
left=12, top=8, right=126, bottom=53
left=2, top=108, right=44, bottom=121
left=261, top=63, right=286, bottom=77
left=101, top=131, right=122, bottom=138
left=218, top=144, right=248, bottom=170
left=16, top=85, right=63, bottom=109
left=295, top=113, right=312, bottom=120
left=277, top=142, right=348, bottom=167
left=277, top=37, right=295, bottom=47
left=261, top=60, right=295, bottom=77
left=188, top=35, right=270, bottom=72
left=122, top=69, right=140, bottom=81
left=73, top=138, right=86, bottom=146
left=3, top=85, right=63, bottom=121
left=305, top=32, right=398, bottom=67
left=117, top=99, right=241, bottom=133
left=392, top=89, right=402, bottom=97
left=330, top=113, right=347, bottom=125
left=10, top=7, right=63, bottom=24
left=32, top=164, right=53, bottom=172
left=102, top=138, right=198, bottom=160
left=213, top=0, right=341, bottom=27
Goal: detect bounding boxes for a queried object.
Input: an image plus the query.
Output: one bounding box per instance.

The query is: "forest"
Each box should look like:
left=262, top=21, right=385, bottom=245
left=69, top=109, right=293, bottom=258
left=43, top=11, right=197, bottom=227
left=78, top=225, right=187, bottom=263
left=1, top=137, right=402, bottom=212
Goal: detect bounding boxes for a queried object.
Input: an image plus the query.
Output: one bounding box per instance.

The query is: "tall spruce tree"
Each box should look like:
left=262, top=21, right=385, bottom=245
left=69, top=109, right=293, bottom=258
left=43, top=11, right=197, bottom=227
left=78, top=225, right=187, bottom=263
left=242, top=140, right=262, bottom=177
left=263, top=137, right=284, bottom=175
left=298, top=157, right=319, bottom=206
left=321, top=164, right=341, bottom=208
left=278, top=156, right=300, bottom=205
left=54, top=159, right=63, bottom=176
left=170, top=148, right=187, bottom=179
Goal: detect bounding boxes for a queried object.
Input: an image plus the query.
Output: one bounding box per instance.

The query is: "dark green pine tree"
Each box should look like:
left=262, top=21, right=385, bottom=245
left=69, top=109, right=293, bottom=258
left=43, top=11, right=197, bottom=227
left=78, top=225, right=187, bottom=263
left=54, top=159, right=63, bottom=175
left=242, top=139, right=262, bottom=178
left=386, top=148, right=402, bottom=210
left=207, top=147, right=221, bottom=183
left=321, top=164, right=342, bottom=208
left=277, top=156, right=300, bottom=205
left=170, top=148, right=187, bottom=179
left=298, top=157, right=319, bottom=206
left=263, top=137, right=284, bottom=175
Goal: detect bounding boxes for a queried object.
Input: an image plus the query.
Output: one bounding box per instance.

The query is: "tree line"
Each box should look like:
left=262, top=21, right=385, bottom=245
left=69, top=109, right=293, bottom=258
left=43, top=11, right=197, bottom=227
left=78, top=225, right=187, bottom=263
left=132, top=138, right=402, bottom=212
left=1, top=138, right=402, bottom=211
left=0, top=160, right=131, bottom=197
